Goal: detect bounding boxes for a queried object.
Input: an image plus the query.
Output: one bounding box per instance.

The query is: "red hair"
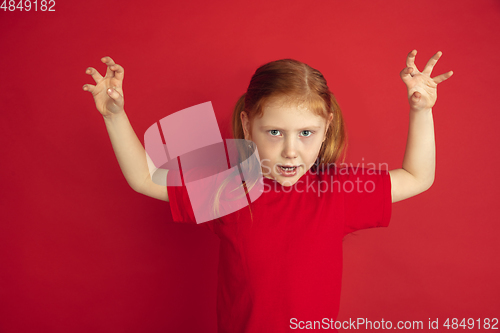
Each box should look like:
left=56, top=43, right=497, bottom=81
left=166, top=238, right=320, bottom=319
left=232, top=58, right=348, bottom=168
left=212, top=59, right=348, bottom=225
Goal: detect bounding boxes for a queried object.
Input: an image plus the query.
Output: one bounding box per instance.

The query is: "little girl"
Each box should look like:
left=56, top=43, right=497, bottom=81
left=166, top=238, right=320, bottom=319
left=83, top=51, right=453, bottom=332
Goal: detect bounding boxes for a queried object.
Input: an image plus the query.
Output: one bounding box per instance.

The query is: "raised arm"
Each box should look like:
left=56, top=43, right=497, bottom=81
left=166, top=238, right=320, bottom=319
left=389, top=50, right=453, bottom=203
left=83, top=56, right=169, bottom=202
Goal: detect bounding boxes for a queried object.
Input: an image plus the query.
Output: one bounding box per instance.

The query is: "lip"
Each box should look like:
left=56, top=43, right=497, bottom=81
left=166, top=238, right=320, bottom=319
left=277, top=165, right=299, bottom=177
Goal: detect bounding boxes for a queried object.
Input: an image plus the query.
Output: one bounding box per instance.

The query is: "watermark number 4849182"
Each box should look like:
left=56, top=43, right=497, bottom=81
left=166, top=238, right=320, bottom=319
left=1, top=0, right=55, bottom=11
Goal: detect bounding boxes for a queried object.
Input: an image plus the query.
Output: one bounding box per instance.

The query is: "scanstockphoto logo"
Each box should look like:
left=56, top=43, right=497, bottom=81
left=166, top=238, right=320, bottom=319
left=259, top=159, right=388, bottom=195
left=144, top=101, right=388, bottom=224
left=260, top=168, right=379, bottom=195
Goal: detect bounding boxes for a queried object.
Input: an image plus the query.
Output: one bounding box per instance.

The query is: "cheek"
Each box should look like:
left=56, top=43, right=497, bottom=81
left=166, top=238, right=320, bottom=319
left=256, top=144, right=275, bottom=163
left=253, top=135, right=275, bottom=156
left=302, top=138, right=323, bottom=158
left=302, top=136, right=322, bottom=147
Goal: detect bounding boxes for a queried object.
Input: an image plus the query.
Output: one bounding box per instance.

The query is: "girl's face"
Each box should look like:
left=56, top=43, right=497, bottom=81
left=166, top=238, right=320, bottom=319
left=241, top=98, right=332, bottom=187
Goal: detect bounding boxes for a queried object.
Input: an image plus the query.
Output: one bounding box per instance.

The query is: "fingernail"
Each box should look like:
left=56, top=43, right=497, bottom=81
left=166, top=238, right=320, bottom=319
left=108, top=88, right=112, bottom=93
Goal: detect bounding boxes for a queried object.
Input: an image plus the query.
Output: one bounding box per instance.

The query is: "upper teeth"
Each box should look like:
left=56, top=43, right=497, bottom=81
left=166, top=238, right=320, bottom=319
left=281, top=166, right=295, bottom=170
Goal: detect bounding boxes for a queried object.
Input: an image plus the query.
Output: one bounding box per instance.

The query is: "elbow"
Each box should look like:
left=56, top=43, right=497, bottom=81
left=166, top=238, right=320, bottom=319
left=420, top=175, right=435, bottom=193
left=129, top=181, right=145, bottom=195
left=406, top=168, right=435, bottom=194
left=409, top=170, right=434, bottom=196
left=129, top=176, right=151, bottom=195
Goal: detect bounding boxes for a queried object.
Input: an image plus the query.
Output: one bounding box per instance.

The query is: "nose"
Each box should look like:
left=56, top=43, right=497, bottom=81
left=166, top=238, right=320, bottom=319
left=282, top=137, right=298, bottom=159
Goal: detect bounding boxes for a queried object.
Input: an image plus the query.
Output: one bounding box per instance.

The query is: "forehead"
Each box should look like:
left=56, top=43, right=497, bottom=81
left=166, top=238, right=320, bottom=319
left=255, top=97, right=326, bottom=129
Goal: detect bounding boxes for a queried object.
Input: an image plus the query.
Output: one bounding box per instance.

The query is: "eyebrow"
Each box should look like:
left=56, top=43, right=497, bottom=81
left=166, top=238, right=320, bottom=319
left=259, top=125, right=322, bottom=131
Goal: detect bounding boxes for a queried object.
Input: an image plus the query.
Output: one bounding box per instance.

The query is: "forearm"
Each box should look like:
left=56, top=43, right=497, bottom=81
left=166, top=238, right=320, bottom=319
left=401, top=108, right=435, bottom=189
left=103, top=111, right=150, bottom=192
left=389, top=50, right=452, bottom=203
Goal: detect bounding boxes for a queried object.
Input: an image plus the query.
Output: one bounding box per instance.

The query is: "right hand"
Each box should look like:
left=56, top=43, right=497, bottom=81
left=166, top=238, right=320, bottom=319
left=83, top=56, right=125, bottom=118
left=400, top=50, right=453, bottom=112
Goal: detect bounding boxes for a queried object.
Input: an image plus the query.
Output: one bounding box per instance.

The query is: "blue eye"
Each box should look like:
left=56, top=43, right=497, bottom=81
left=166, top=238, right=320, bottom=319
left=301, top=130, right=312, bottom=137
left=269, top=130, right=281, bottom=136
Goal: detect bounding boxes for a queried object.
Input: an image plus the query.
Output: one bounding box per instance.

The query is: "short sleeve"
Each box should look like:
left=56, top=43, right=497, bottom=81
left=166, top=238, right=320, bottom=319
left=167, top=180, right=196, bottom=224
left=167, top=171, right=215, bottom=233
left=341, top=167, right=392, bottom=235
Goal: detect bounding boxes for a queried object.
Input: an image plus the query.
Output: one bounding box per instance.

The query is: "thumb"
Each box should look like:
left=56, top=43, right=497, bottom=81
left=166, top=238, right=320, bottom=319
left=107, top=88, right=123, bottom=104
left=410, top=91, right=421, bottom=103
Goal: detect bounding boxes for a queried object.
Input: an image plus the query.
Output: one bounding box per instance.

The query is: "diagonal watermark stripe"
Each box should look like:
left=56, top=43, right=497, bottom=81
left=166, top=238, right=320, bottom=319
left=144, top=102, right=264, bottom=223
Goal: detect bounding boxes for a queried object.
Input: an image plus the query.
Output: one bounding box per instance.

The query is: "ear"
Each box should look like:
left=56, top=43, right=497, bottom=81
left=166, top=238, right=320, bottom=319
left=240, top=111, right=251, bottom=140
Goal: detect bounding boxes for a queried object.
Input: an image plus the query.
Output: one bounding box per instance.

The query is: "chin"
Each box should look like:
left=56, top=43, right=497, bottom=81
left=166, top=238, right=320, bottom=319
left=278, top=180, right=298, bottom=187
left=275, top=173, right=302, bottom=187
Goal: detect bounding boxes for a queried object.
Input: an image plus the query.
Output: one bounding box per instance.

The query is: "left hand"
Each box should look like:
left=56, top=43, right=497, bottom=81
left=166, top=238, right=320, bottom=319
left=401, top=50, right=453, bottom=112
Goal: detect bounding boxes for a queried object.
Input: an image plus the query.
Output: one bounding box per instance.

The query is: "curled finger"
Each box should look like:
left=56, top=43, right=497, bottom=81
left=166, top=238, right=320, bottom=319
left=101, top=56, right=117, bottom=78
left=400, top=67, right=414, bottom=84
left=109, top=63, right=125, bottom=81
left=86, top=67, right=103, bottom=83
left=82, top=84, right=96, bottom=93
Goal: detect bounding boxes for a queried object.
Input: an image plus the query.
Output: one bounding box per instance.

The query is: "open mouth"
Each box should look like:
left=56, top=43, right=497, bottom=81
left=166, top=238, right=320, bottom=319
left=279, top=165, right=297, bottom=172
left=277, top=165, right=299, bottom=176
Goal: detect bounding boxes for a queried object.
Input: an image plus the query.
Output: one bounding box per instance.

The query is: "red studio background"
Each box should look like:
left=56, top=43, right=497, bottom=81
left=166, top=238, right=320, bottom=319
left=1, top=0, right=499, bottom=332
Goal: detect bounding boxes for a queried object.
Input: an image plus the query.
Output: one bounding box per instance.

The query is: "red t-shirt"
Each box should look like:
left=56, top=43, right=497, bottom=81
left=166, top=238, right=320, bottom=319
left=167, top=166, right=392, bottom=332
